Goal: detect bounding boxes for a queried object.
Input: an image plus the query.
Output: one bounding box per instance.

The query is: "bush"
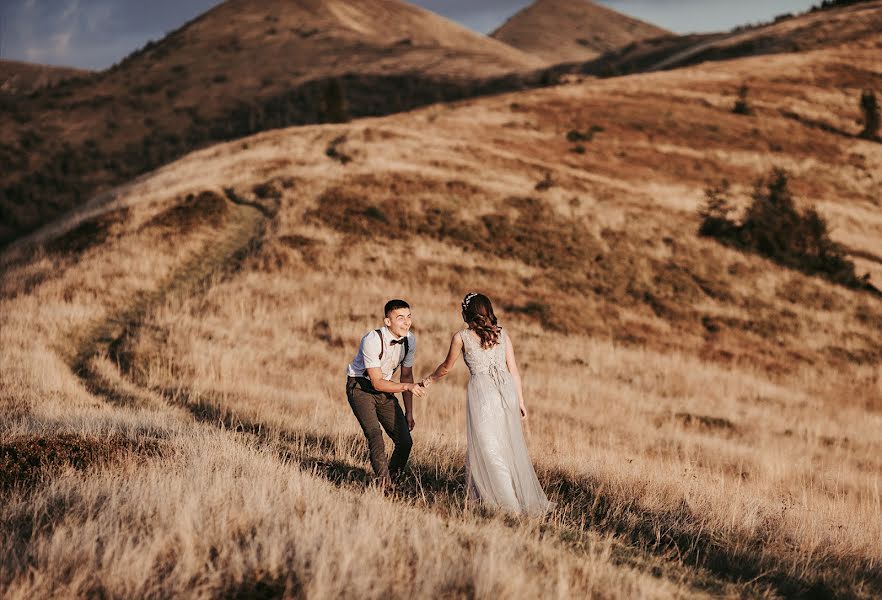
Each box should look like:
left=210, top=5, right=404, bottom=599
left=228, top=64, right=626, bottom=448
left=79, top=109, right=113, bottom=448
left=325, top=135, right=352, bottom=164
left=859, top=90, right=880, bottom=141
left=534, top=172, right=554, bottom=191
left=697, top=182, right=738, bottom=238
left=698, top=169, right=873, bottom=291
left=566, top=125, right=603, bottom=142
left=733, top=84, right=752, bottom=115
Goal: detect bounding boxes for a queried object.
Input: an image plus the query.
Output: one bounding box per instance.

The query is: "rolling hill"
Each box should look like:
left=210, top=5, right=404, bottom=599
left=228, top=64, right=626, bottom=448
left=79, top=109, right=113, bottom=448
left=0, top=0, right=544, bottom=247
left=5, top=0, right=880, bottom=251
left=491, top=0, right=670, bottom=65
left=1, top=10, right=881, bottom=597
left=0, top=59, right=88, bottom=95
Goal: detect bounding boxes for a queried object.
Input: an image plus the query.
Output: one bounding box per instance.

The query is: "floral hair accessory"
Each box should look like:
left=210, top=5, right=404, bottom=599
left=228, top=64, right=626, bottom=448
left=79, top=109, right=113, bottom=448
left=462, top=292, right=478, bottom=313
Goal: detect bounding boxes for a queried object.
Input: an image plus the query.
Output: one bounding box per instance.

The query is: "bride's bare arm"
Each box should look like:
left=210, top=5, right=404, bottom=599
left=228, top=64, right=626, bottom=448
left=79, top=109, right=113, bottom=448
left=422, top=332, right=463, bottom=386
left=504, top=333, right=528, bottom=418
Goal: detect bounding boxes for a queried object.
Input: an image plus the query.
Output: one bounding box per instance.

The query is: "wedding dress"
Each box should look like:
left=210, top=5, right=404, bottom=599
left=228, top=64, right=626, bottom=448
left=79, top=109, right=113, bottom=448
left=460, top=328, right=553, bottom=516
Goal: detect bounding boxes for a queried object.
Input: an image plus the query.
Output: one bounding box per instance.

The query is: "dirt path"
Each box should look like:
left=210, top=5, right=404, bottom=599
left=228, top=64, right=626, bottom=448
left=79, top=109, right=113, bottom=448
left=69, top=189, right=269, bottom=410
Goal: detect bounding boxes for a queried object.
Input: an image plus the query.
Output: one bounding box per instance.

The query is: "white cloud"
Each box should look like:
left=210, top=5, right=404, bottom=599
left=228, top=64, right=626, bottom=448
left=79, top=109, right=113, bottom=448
left=60, top=0, right=80, bottom=22
left=84, top=4, right=115, bottom=33
left=22, top=0, right=80, bottom=65
left=52, top=30, right=72, bottom=55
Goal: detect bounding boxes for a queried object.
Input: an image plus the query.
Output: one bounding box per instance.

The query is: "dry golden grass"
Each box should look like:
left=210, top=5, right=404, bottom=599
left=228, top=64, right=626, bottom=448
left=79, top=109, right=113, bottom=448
left=2, top=34, right=882, bottom=598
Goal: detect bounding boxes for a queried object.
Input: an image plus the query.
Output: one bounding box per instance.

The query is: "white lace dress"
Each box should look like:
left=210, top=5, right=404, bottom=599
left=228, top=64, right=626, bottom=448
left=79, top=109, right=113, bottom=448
left=460, top=328, right=553, bottom=516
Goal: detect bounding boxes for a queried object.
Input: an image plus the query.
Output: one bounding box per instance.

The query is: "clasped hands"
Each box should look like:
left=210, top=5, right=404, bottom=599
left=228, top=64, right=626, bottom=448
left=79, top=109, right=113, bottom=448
left=404, top=375, right=435, bottom=398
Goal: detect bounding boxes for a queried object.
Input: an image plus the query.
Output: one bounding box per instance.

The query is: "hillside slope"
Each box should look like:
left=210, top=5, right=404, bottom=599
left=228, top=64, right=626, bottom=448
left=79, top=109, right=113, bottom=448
left=560, top=0, right=882, bottom=76
left=0, top=59, right=88, bottom=95
left=491, top=0, right=670, bottom=64
left=2, top=28, right=882, bottom=599
left=0, top=0, right=543, bottom=247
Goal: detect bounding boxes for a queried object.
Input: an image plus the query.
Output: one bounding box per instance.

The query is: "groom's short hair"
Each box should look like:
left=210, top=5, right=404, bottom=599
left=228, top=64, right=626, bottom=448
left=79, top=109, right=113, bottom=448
left=384, top=299, right=410, bottom=317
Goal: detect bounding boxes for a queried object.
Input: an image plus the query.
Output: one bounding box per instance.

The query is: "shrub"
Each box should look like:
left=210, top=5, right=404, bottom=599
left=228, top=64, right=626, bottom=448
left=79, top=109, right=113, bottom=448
left=733, top=84, right=752, bottom=115
left=698, top=169, right=873, bottom=291
left=697, top=182, right=738, bottom=238
left=325, top=135, right=352, bottom=164
left=566, top=125, right=603, bottom=142
left=858, top=90, right=880, bottom=141
left=534, top=172, right=554, bottom=191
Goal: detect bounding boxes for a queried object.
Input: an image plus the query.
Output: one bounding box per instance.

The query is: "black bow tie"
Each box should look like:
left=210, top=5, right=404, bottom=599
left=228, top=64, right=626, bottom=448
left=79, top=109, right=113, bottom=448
left=390, top=338, right=406, bottom=345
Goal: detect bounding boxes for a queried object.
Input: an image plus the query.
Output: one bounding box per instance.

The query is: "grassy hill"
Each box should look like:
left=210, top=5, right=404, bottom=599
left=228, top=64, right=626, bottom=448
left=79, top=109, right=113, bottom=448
left=1, top=17, right=881, bottom=597
left=0, top=0, right=544, bottom=247
left=0, top=59, right=89, bottom=95
left=491, top=0, right=670, bottom=65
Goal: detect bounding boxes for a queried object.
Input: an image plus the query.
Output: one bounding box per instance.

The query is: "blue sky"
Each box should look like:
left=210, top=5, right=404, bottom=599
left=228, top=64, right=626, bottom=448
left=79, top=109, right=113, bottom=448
left=0, top=0, right=821, bottom=70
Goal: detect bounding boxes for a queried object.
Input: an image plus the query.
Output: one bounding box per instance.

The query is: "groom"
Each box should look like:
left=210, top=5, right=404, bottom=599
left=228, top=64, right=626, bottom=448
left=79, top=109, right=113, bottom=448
left=346, top=299, right=426, bottom=486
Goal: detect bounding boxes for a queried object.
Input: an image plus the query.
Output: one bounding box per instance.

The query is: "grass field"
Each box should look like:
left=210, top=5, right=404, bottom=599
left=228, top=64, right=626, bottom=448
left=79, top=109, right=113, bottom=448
left=2, top=35, right=882, bottom=599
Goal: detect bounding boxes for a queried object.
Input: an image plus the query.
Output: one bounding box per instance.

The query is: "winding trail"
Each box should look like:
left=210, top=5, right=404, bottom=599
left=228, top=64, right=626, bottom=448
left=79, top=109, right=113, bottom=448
left=69, top=190, right=269, bottom=409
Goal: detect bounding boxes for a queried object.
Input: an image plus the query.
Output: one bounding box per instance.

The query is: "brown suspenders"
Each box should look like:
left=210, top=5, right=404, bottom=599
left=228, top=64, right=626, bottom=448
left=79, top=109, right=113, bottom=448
left=362, top=329, right=409, bottom=377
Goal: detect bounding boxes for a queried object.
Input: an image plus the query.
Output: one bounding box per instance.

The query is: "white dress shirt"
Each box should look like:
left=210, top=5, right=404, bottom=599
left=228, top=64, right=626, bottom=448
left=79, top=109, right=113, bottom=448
left=346, top=326, right=416, bottom=381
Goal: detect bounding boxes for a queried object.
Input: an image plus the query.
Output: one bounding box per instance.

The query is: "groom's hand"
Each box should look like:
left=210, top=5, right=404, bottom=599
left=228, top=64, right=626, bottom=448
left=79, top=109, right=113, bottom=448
left=406, top=412, right=415, bottom=431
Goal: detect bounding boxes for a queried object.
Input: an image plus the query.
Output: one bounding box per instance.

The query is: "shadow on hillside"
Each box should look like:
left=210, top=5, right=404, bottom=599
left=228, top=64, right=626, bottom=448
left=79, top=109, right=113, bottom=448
left=0, top=433, right=162, bottom=494
left=180, top=395, right=467, bottom=502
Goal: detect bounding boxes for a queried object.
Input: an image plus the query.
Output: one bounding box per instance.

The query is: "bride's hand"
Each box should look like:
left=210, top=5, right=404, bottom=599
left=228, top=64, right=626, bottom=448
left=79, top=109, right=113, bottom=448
left=419, top=376, right=434, bottom=388
left=520, top=404, right=528, bottom=419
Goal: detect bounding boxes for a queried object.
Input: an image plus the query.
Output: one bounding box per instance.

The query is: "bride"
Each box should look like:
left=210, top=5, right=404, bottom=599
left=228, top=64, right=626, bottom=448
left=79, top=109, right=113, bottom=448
left=421, top=293, right=553, bottom=516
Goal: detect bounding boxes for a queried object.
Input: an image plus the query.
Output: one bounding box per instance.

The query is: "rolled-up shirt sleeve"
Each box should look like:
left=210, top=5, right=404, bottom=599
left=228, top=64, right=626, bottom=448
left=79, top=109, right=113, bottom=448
left=402, top=333, right=416, bottom=368
left=361, top=332, right=382, bottom=369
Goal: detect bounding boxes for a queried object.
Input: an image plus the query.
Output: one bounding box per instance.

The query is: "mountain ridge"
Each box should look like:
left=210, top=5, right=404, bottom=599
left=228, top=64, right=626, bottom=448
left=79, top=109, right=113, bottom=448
left=0, top=0, right=545, bottom=247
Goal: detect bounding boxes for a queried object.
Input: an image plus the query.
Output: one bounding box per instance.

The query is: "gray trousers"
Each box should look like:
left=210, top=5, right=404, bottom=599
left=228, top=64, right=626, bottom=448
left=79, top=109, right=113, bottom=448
left=346, top=377, right=412, bottom=481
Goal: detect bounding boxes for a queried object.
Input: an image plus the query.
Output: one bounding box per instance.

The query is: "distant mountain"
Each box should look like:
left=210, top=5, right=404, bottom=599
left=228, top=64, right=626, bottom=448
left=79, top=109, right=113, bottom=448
left=0, top=60, right=88, bottom=95
left=491, top=0, right=670, bottom=65
left=0, top=0, right=544, bottom=246
left=554, top=0, right=882, bottom=77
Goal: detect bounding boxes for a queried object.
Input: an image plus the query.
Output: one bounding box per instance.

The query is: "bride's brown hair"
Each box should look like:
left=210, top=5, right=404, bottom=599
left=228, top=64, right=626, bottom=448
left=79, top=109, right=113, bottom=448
left=462, top=292, right=500, bottom=349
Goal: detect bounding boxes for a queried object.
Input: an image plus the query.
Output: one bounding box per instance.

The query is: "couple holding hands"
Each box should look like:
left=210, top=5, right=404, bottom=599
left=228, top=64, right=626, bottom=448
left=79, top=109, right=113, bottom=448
left=345, top=293, right=552, bottom=516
